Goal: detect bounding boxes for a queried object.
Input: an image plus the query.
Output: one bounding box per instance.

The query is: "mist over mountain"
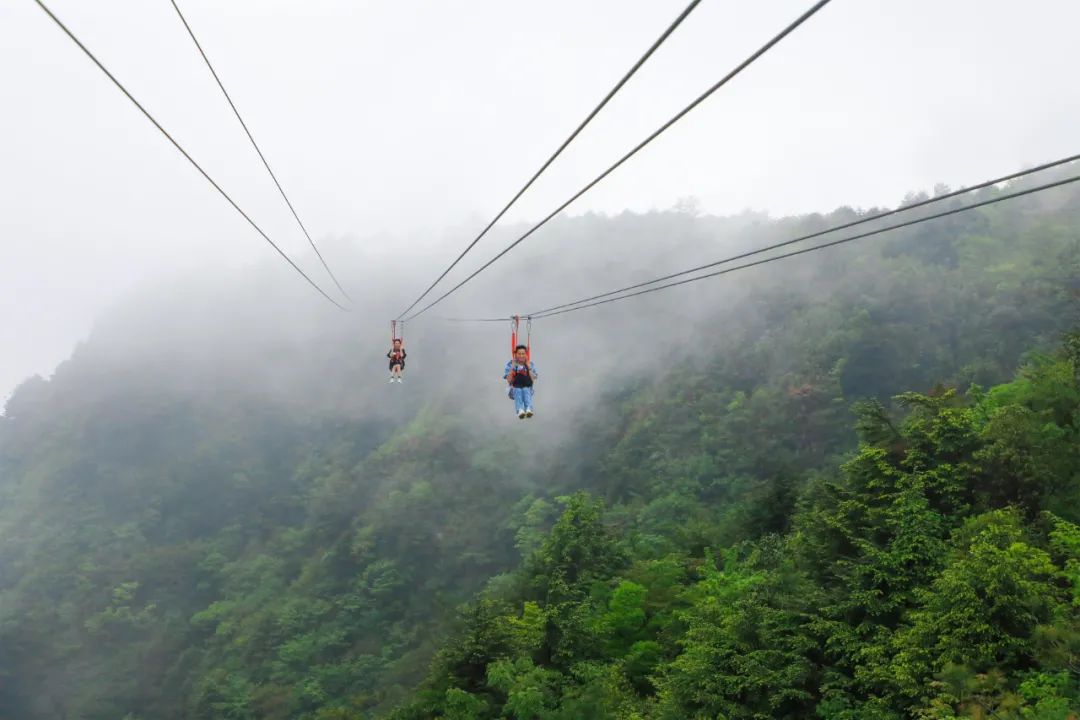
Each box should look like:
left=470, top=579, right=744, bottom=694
left=1, top=168, right=1078, bottom=718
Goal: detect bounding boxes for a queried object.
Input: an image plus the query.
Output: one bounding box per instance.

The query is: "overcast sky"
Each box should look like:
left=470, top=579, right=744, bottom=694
left=1, top=0, right=1078, bottom=403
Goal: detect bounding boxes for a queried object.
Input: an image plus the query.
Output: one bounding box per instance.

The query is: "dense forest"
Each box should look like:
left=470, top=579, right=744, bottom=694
left=1, top=167, right=1078, bottom=719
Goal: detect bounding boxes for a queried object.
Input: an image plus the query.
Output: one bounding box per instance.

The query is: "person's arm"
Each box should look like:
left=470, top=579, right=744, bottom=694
left=503, top=361, right=513, bottom=383
left=529, top=362, right=538, bottom=380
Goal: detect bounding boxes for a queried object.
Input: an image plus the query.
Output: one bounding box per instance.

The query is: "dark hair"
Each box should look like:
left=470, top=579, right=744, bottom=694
left=515, top=344, right=528, bottom=352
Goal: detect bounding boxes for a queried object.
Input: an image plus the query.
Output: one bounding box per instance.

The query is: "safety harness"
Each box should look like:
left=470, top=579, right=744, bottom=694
left=507, top=315, right=534, bottom=389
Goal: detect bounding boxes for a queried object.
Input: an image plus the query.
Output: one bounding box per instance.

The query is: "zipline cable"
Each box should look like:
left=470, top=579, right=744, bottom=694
left=169, top=0, right=352, bottom=304
left=403, top=0, right=835, bottom=322
left=439, top=316, right=511, bottom=323
left=528, top=153, right=1080, bottom=316
left=531, top=170, right=1080, bottom=319
left=395, top=0, right=705, bottom=320
left=426, top=157, right=1080, bottom=324
left=31, top=0, right=348, bottom=311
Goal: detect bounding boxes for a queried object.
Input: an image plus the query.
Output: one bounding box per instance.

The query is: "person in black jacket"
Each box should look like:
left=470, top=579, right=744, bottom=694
left=387, top=338, right=406, bottom=384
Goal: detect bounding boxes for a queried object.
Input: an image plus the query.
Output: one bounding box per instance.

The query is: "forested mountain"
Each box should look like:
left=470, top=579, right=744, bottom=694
left=1, top=168, right=1078, bottom=719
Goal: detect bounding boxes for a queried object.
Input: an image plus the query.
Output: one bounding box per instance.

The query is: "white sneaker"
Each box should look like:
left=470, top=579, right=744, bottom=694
left=525, top=408, right=534, bottom=418
left=396, top=377, right=403, bottom=383
left=388, top=377, right=395, bottom=383
left=518, top=410, right=526, bottom=419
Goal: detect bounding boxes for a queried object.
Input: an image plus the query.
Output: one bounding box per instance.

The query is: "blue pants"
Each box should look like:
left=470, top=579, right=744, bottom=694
left=511, top=386, right=534, bottom=414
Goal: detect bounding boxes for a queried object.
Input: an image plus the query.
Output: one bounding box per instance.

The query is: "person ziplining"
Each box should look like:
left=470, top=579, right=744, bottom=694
left=504, top=316, right=537, bottom=418
left=387, top=321, right=406, bottom=384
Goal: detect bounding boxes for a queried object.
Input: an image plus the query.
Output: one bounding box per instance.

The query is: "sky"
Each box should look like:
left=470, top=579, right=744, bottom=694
left=1, top=0, right=1079, bottom=403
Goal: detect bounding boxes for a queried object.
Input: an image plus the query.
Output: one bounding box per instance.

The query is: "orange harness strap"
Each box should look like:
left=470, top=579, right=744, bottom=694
left=510, top=316, right=531, bottom=362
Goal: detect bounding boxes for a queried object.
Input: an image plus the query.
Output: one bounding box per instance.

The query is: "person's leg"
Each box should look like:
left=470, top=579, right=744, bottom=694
left=513, top=387, right=526, bottom=416
left=523, top=387, right=534, bottom=416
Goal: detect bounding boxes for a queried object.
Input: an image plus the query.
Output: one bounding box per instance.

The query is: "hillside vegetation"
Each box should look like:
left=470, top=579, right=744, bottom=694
left=1, top=173, right=1078, bottom=718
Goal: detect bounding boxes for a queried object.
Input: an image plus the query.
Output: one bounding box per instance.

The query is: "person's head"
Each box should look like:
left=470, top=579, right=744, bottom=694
left=514, top=345, right=528, bottom=363
left=393, top=339, right=402, bottom=348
